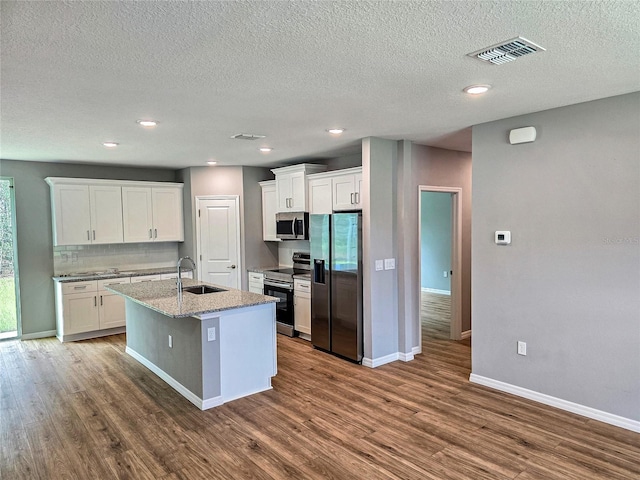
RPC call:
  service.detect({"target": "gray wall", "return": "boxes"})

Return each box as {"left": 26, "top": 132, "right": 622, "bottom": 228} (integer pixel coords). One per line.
{"left": 0, "top": 159, "right": 176, "bottom": 335}
{"left": 412, "top": 145, "right": 472, "bottom": 332}
{"left": 396, "top": 143, "right": 472, "bottom": 354}
{"left": 178, "top": 165, "right": 275, "bottom": 290}
{"left": 362, "top": 137, "right": 399, "bottom": 361}
{"left": 471, "top": 92, "right": 640, "bottom": 420}
{"left": 421, "top": 191, "right": 452, "bottom": 291}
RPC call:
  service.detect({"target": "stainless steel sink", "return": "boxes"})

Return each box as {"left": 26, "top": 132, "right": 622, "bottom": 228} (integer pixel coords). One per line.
{"left": 182, "top": 285, "right": 226, "bottom": 295}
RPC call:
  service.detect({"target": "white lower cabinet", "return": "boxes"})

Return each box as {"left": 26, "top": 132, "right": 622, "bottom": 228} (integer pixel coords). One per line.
{"left": 248, "top": 272, "right": 264, "bottom": 294}
{"left": 98, "top": 278, "right": 130, "bottom": 329}
{"left": 56, "top": 278, "right": 130, "bottom": 341}
{"left": 61, "top": 285, "right": 100, "bottom": 335}
{"left": 294, "top": 278, "right": 311, "bottom": 337}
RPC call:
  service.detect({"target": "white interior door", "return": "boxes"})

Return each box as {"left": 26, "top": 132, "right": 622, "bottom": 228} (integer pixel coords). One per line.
{"left": 196, "top": 197, "right": 240, "bottom": 289}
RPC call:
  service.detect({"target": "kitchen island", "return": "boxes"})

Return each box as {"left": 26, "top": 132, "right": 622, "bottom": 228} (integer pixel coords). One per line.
{"left": 106, "top": 279, "right": 278, "bottom": 410}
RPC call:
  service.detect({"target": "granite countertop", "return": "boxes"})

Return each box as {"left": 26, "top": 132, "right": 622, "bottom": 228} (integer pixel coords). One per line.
{"left": 105, "top": 278, "right": 278, "bottom": 318}
{"left": 247, "top": 266, "right": 279, "bottom": 274}
{"left": 52, "top": 266, "right": 193, "bottom": 282}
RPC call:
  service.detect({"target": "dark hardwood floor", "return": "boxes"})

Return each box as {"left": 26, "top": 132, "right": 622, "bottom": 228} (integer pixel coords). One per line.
{"left": 1, "top": 300, "right": 638, "bottom": 479}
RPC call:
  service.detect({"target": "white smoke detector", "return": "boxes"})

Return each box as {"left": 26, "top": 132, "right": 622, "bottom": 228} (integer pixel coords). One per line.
{"left": 468, "top": 37, "right": 545, "bottom": 65}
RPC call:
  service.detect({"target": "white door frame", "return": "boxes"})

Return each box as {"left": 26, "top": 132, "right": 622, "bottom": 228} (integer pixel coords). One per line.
{"left": 194, "top": 195, "right": 242, "bottom": 286}
{"left": 418, "top": 186, "right": 462, "bottom": 341}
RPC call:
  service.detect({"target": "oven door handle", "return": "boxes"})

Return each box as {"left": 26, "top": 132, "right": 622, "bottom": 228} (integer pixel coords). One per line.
{"left": 264, "top": 280, "right": 294, "bottom": 290}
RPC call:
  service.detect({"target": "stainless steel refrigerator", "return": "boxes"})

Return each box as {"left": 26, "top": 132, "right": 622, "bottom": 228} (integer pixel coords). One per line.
{"left": 310, "top": 212, "right": 363, "bottom": 363}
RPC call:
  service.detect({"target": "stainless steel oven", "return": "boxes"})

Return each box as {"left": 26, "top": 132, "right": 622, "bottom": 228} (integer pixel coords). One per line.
{"left": 263, "top": 279, "right": 295, "bottom": 336}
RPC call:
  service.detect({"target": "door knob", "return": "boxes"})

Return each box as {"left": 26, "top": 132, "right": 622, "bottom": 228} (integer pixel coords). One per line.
{"left": 227, "top": 265, "right": 237, "bottom": 269}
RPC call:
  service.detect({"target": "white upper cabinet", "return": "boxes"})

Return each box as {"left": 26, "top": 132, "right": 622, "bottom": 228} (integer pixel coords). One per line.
{"left": 89, "top": 185, "right": 124, "bottom": 244}
{"left": 307, "top": 166, "right": 363, "bottom": 214}
{"left": 152, "top": 187, "right": 184, "bottom": 242}
{"left": 47, "top": 181, "right": 123, "bottom": 246}
{"left": 46, "top": 178, "right": 183, "bottom": 246}
{"left": 122, "top": 187, "right": 154, "bottom": 242}
{"left": 308, "top": 176, "right": 333, "bottom": 215}
{"left": 50, "top": 183, "right": 92, "bottom": 245}
{"left": 271, "top": 164, "right": 327, "bottom": 212}
{"left": 122, "top": 185, "right": 183, "bottom": 242}
{"left": 332, "top": 168, "right": 363, "bottom": 211}
{"left": 259, "top": 180, "right": 280, "bottom": 242}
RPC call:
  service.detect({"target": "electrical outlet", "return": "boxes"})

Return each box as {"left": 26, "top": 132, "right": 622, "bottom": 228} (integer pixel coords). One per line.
{"left": 207, "top": 327, "right": 216, "bottom": 342}
{"left": 517, "top": 341, "right": 526, "bottom": 356}
{"left": 443, "top": 271, "right": 448, "bottom": 278}
{"left": 168, "top": 335, "right": 173, "bottom": 348}
{"left": 375, "top": 260, "right": 384, "bottom": 271}
{"left": 384, "top": 258, "right": 395, "bottom": 270}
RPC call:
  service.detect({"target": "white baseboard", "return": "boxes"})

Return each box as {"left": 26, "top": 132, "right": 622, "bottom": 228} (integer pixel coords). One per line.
{"left": 126, "top": 346, "right": 223, "bottom": 410}
{"left": 460, "top": 329, "right": 471, "bottom": 339}
{"left": 21, "top": 330, "right": 56, "bottom": 340}
{"left": 398, "top": 351, "right": 414, "bottom": 362}
{"left": 363, "top": 352, "right": 399, "bottom": 368}
{"left": 421, "top": 287, "right": 451, "bottom": 296}
{"left": 57, "top": 327, "right": 126, "bottom": 343}
{"left": 412, "top": 345, "right": 422, "bottom": 355}
{"left": 469, "top": 374, "right": 640, "bottom": 433}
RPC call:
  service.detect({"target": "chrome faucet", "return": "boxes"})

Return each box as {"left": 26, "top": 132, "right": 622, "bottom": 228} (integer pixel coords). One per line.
{"left": 176, "top": 256, "right": 196, "bottom": 302}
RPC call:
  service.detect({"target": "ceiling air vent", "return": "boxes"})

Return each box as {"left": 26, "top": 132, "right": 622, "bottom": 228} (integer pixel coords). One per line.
{"left": 468, "top": 37, "right": 545, "bottom": 65}
{"left": 230, "top": 133, "right": 266, "bottom": 140}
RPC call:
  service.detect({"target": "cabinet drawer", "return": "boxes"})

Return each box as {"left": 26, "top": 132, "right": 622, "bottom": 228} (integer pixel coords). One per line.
{"left": 294, "top": 279, "right": 311, "bottom": 294}
{"left": 98, "top": 277, "right": 130, "bottom": 291}
{"left": 61, "top": 280, "right": 97, "bottom": 295}
{"left": 248, "top": 272, "right": 265, "bottom": 282}
{"left": 130, "top": 274, "right": 162, "bottom": 283}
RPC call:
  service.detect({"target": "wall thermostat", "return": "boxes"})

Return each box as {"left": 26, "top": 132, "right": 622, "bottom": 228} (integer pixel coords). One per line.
{"left": 495, "top": 231, "right": 511, "bottom": 245}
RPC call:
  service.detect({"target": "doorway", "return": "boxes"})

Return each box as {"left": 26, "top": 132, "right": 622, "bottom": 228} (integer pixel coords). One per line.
{"left": 195, "top": 196, "right": 241, "bottom": 289}
{"left": 0, "top": 177, "right": 21, "bottom": 340}
{"left": 418, "top": 186, "right": 462, "bottom": 343}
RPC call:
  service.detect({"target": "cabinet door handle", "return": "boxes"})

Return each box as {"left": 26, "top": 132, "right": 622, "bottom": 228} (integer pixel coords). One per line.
{"left": 100, "top": 295, "right": 103, "bottom": 306}
{"left": 149, "top": 229, "right": 152, "bottom": 239}
{"left": 87, "top": 230, "right": 90, "bottom": 240}
{"left": 93, "top": 230, "right": 96, "bottom": 240}
{"left": 350, "top": 193, "right": 354, "bottom": 204}
{"left": 94, "top": 296, "right": 97, "bottom": 307}
{"left": 154, "top": 228, "right": 157, "bottom": 238}
{"left": 355, "top": 192, "right": 360, "bottom": 204}
{"left": 73, "top": 285, "right": 87, "bottom": 290}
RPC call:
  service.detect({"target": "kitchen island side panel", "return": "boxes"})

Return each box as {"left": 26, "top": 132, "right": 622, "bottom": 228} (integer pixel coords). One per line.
{"left": 125, "top": 301, "right": 221, "bottom": 399}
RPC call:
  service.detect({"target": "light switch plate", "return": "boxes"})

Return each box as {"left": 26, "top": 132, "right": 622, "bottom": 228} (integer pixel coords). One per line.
{"left": 375, "top": 260, "right": 384, "bottom": 271}
{"left": 384, "top": 258, "right": 395, "bottom": 270}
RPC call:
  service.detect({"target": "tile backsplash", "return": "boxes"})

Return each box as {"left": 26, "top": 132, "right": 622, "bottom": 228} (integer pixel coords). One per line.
{"left": 53, "top": 243, "right": 179, "bottom": 275}
{"left": 277, "top": 240, "right": 310, "bottom": 267}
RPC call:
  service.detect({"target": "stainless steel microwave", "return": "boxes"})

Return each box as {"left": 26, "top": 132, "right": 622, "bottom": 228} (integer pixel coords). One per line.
{"left": 275, "top": 212, "right": 309, "bottom": 240}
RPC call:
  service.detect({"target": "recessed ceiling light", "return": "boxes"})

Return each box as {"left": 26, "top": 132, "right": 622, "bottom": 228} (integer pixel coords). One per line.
{"left": 207, "top": 161, "right": 217, "bottom": 166}
{"left": 102, "top": 142, "right": 119, "bottom": 148}
{"left": 463, "top": 84, "right": 491, "bottom": 95}
{"left": 327, "top": 128, "right": 345, "bottom": 135}
{"left": 259, "top": 147, "right": 273, "bottom": 153}
{"left": 137, "top": 120, "right": 158, "bottom": 127}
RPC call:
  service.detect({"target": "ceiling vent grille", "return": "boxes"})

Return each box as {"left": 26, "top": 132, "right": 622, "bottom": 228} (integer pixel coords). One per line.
{"left": 230, "top": 133, "right": 266, "bottom": 140}
{"left": 468, "top": 37, "right": 545, "bottom": 65}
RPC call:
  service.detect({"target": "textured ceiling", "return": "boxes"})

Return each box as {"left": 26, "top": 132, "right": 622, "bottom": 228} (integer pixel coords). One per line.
{"left": 1, "top": 1, "right": 638, "bottom": 169}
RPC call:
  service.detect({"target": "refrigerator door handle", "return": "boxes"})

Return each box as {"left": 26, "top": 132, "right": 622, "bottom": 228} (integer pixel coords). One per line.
{"left": 313, "top": 259, "right": 325, "bottom": 284}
